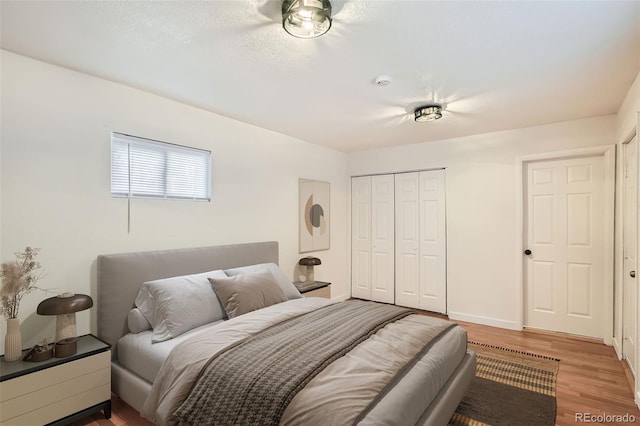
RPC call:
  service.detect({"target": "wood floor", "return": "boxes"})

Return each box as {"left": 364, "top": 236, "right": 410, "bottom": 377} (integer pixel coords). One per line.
{"left": 74, "top": 319, "right": 639, "bottom": 426}
{"left": 455, "top": 319, "right": 639, "bottom": 426}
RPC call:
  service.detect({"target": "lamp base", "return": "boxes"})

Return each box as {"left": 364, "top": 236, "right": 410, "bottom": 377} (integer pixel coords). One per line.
{"left": 305, "top": 265, "right": 315, "bottom": 283}
{"left": 55, "top": 313, "right": 77, "bottom": 342}
{"left": 55, "top": 337, "right": 78, "bottom": 358}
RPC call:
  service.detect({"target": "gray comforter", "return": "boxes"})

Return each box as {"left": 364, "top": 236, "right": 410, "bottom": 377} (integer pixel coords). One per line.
{"left": 142, "top": 298, "right": 456, "bottom": 425}
{"left": 174, "top": 301, "right": 415, "bottom": 425}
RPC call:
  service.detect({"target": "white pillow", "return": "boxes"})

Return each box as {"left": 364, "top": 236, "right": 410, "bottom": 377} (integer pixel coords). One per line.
{"left": 135, "top": 269, "right": 227, "bottom": 343}
{"left": 224, "top": 263, "right": 302, "bottom": 300}
{"left": 127, "top": 308, "right": 151, "bottom": 334}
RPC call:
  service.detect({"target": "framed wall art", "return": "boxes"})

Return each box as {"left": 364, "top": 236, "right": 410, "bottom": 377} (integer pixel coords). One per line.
{"left": 299, "top": 179, "right": 330, "bottom": 252}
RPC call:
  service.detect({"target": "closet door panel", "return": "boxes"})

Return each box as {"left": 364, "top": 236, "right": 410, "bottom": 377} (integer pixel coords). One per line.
{"left": 395, "top": 172, "right": 420, "bottom": 308}
{"left": 371, "top": 175, "right": 395, "bottom": 303}
{"left": 419, "top": 170, "right": 447, "bottom": 313}
{"left": 351, "top": 177, "right": 372, "bottom": 299}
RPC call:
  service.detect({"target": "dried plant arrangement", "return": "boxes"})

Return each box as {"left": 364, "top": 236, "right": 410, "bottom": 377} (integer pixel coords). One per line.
{"left": 0, "top": 247, "right": 44, "bottom": 319}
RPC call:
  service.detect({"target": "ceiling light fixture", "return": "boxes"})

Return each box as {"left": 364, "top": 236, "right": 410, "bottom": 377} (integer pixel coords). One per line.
{"left": 414, "top": 105, "right": 443, "bottom": 122}
{"left": 282, "top": 0, "right": 332, "bottom": 39}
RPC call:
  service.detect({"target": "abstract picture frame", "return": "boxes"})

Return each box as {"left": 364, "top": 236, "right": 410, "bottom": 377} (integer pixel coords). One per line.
{"left": 299, "top": 179, "right": 330, "bottom": 253}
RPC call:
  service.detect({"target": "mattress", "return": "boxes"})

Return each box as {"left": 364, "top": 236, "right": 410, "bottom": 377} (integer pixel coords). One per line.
{"left": 117, "top": 319, "right": 224, "bottom": 383}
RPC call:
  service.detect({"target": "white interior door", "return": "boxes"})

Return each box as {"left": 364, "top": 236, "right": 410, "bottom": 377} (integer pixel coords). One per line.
{"left": 395, "top": 170, "right": 447, "bottom": 313}
{"left": 371, "top": 175, "right": 395, "bottom": 303}
{"left": 419, "top": 170, "right": 447, "bottom": 313}
{"left": 623, "top": 136, "right": 637, "bottom": 375}
{"left": 524, "top": 155, "right": 606, "bottom": 338}
{"left": 395, "top": 172, "right": 420, "bottom": 308}
{"left": 351, "top": 176, "right": 372, "bottom": 300}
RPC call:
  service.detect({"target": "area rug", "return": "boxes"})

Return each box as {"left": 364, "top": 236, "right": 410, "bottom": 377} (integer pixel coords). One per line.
{"left": 449, "top": 342, "right": 559, "bottom": 426}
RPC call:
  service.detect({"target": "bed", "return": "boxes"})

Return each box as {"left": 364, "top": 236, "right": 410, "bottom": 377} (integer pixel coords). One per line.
{"left": 97, "top": 241, "right": 476, "bottom": 425}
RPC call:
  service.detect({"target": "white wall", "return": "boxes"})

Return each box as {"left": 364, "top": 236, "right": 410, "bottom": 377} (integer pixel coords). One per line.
{"left": 348, "top": 115, "right": 617, "bottom": 329}
{"left": 614, "top": 71, "right": 640, "bottom": 407}
{"left": 0, "top": 50, "right": 349, "bottom": 353}
{"left": 617, "top": 72, "right": 640, "bottom": 143}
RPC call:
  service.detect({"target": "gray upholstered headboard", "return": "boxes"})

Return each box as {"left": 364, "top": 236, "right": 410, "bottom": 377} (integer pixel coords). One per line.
{"left": 97, "top": 241, "right": 279, "bottom": 359}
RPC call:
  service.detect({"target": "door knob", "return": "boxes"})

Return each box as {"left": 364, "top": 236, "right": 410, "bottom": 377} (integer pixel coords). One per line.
{"left": 632, "top": 271, "right": 636, "bottom": 278}
{"left": 524, "top": 249, "right": 532, "bottom": 255}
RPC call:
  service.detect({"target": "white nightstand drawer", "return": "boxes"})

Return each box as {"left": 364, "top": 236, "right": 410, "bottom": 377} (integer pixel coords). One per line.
{"left": 1, "top": 366, "right": 110, "bottom": 422}
{"left": 304, "top": 286, "right": 331, "bottom": 298}
{"left": 0, "top": 350, "right": 110, "bottom": 425}
{"left": 294, "top": 281, "right": 331, "bottom": 299}
{"left": 0, "top": 351, "right": 110, "bottom": 402}
{"left": 2, "top": 384, "right": 110, "bottom": 426}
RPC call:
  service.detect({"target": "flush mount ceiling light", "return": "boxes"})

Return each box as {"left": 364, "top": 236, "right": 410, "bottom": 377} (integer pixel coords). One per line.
{"left": 414, "top": 105, "right": 443, "bottom": 122}
{"left": 282, "top": 0, "right": 332, "bottom": 39}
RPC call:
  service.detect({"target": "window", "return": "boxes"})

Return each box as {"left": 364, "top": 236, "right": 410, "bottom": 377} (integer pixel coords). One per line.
{"left": 111, "top": 132, "right": 211, "bottom": 201}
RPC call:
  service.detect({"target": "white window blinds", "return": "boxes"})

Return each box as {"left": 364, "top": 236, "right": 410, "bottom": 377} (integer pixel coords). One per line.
{"left": 111, "top": 133, "right": 211, "bottom": 201}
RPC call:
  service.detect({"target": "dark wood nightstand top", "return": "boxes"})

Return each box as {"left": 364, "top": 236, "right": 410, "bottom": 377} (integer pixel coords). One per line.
{"left": 294, "top": 280, "right": 331, "bottom": 294}
{"left": 0, "top": 334, "right": 110, "bottom": 382}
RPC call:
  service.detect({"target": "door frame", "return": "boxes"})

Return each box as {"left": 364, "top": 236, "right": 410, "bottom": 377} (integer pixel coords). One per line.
{"left": 617, "top": 121, "right": 640, "bottom": 409}
{"left": 621, "top": 133, "right": 638, "bottom": 374}
{"left": 516, "top": 145, "right": 616, "bottom": 345}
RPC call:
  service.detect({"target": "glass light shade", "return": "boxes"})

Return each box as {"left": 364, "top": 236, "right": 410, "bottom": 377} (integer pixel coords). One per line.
{"left": 282, "top": 0, "right": 332, "bottom": 39}
{"left": 414, "top": 105, "right": 443, "bottom": 122}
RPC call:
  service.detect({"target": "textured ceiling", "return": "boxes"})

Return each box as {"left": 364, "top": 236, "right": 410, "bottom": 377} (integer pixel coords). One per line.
{"left": 1, "top": 0, "right": 639, "bottom": 152}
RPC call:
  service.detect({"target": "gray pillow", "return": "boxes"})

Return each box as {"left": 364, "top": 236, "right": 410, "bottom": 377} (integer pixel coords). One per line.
{"left": 224, "top": 263, "right": 302, "bottom": 300}
{"left": 208, "top": 270, "right": 288, "bottom": 319}
{"left": 135, "top": 269, "right": 228, "bottom": 342}
{"left": 127, "top": 308, "right": 151, "bottom": 334}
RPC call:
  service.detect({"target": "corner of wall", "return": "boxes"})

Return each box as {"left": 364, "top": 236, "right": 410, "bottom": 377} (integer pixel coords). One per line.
{"left": 616, "top": 71, "right": 640, "bottom": 143}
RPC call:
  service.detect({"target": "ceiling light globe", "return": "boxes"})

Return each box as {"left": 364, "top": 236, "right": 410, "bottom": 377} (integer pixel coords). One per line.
{"left": 283, "top": 0, "right": 332, "bottom": 39}
{"left": 414, "top": 105, "right": 443, "bottom": 122}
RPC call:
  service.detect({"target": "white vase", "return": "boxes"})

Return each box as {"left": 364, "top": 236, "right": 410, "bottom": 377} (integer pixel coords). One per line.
{"left": 4, "top": 318, "right": 23, "bottom": 362}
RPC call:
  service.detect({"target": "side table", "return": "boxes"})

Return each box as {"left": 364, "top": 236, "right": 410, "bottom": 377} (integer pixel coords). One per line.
{"left": 0, "top": 334, "right": 111, "bottom": 425}
{"left": 294, "top": 281, "right": 331, "bottom": 298}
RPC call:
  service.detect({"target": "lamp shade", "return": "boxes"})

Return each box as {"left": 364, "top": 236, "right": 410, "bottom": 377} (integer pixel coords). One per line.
{"left": 37, "top": 293, "right": 93, "bottom": 315}
{"left": 282, "top": 0, "right": 332, "bottom": 39}
{"left": 299, "top": 256, "right": 321, "bottom": 266}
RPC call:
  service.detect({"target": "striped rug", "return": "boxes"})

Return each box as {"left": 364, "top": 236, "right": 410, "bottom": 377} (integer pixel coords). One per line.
{"left": 449, "top": 342, "right": 559, "bottom": 426}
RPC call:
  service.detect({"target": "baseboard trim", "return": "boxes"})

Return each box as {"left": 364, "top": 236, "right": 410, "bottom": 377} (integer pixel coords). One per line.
{"left": 331, "top": 293, "right": 350, "bottom": 302}
{"left": 448, "top": 311, "right": 520, "bottom": 330}
{"left": 612, "top": 337, "right": 623, "bottom": 360}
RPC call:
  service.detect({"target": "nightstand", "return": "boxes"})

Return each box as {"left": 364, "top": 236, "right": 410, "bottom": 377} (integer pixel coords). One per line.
{"left": 294, "top": 281, "right": 331, "bottom": 298}
{"left": 0, "top": 334, "right": 111, "bottom": 425}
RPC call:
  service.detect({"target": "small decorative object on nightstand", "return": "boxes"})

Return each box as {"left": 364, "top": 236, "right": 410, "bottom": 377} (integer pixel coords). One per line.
{"left": 1, "top": 246, "right": 45, "bottom": 362}
{"left": 0, "top": 334, "right": 111, "bottom": 425}
{"left": 294, "top": 281, "right": 331, "bottom": 298}
{"left": 37, "top": 293, "right": 93, "bottom": 357}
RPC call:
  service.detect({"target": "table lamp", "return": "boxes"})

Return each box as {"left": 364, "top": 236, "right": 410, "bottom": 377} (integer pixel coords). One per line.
{"left": 298, "top": 256, "right": 321, "bottom": 282}
{"left": 37, "top": 293, "right": 93, "bottom": 357}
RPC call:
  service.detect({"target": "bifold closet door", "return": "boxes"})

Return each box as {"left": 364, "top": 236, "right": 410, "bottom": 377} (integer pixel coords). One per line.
{"left": 395, "top": 170, "right": 447, "bottom": 313}
{"left": 351, "top": 175, "right": 395, "bottom": 303}
{"left": 351, "top": 176, "right": 372, "bottom": 300}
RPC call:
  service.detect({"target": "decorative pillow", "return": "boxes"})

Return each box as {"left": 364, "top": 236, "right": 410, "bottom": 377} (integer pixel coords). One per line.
{"left": 127, "top": 308, "right": 151, "bottom": 334}
{"left": 135, "top": 269, "right": 228, "bottom": 343}
{"left": 224, "top": 263, "right": 302, "bottom": 300}
{"left": 208, "top": 270, "right": 288, "bottom": 319}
